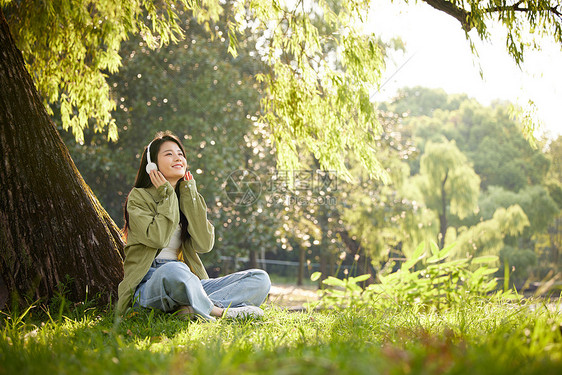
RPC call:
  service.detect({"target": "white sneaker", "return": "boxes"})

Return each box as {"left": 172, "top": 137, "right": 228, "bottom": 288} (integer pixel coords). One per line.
{"left": 223, "top": 306, "right": 264, "bottom": 319}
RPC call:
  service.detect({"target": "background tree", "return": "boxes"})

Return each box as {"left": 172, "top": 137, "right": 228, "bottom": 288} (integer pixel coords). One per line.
{"left": 385, "top": 88, "right": 560, "bottom": 283}
{"left": 387, "top": 87, "right": 550, "bottom": 188}
{"left": 340, "top": 111, "right": 419, "bottom": 271}
{"left": 414, "top": 140, "right": 480, "bottom": 248}
{"left": 542, "top": 136, "right": 562, "bottom": 267}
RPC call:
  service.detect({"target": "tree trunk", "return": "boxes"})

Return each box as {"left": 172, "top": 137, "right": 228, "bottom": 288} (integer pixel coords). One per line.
{"left": 249, "top": 249, "right": 258, "bottom": 269}
{"left": 439, "top": 171, "right": 449, "bottom": 249}
{"left": 422, "top": 0, "right": 471, "bottom": 31}
{"left": 360, "top": 254, "right": 375, "bottom": 287}
{"left": 549, "top": 214, "right": 561, "bottom": 265}
{"left": 0, "top": 9, "right": 124, "bottom": 309}
{"left": 318, "top": 251, "right": 328, "bottom": 287}
{"left": 297, "top": 244, "right": 305, "bottom": 286}
{"left": 337, "top": 227, "right": 375, "bottom": 285}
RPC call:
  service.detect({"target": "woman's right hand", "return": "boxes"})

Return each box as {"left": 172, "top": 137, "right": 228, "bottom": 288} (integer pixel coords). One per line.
{"left": 149, "top": 170, "right": 168, "bottom": 188}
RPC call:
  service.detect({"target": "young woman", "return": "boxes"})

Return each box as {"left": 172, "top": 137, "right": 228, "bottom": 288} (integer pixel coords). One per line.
{"left": 116, "top": 131, "right": 270, "bottom": 320}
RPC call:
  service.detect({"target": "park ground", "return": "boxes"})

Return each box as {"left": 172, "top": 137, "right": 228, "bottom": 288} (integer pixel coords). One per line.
{"left": 1, "top": 281, "right": 562, "bottom": 375}
{"left": 268, "top": 283, "right": 320, "bottom": 308}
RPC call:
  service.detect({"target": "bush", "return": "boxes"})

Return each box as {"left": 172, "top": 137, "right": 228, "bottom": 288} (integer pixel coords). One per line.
{"left": 312, "top": 242, "right": 517, "bottom": 310}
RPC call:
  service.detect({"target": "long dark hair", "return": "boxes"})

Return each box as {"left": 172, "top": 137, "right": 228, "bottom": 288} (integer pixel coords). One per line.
{"left": 123, "top": 131, "right": 189, "bottom": 243}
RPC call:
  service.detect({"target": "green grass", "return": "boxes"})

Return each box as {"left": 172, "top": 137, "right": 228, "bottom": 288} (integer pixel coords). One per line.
{"left": 1, "top": 297, "right": 561, "bottom": 374}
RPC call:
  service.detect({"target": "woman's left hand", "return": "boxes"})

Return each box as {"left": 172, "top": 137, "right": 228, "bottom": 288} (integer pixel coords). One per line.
{"left": 185, "top": 171, "right": 194, "bottom": 181}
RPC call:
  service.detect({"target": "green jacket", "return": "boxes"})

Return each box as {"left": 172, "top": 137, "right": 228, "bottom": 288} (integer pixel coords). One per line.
{"left": 116, "top": 179, "right": 214, "bottom": 315}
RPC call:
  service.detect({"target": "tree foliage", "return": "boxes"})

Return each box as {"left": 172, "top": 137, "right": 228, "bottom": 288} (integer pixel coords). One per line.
{"left": 413, "top": 139, "right": 480, "bottom": 248}
{"left": 1, "top": 0, "right": 387, "bottom": 180}
{"left": 418, "top": 140, "right": 480, "bottom": 219}
{"left": 236, "top": 0, "right": 389, "bottom": 181}
{"left": 479, "top": 185, "right": 559, "bottom": 238}
{"left": 1, "top": 0, "right": 222, "bottom": 143}
{"left": 390, "top": 88, "right": 551, "bottom": 191}
{"left": 59, "top": 13, "right": 285, "bottom": 271}
{"left": 452, "top": 204, "right": 530, "bottom": 258}
{"left": 3, "top": 0, "right": 560, "bottom": 179}
{"left": 385, "top": 88, "right": 560, "bottom": 281}
{"left": 418, "top": 0, "right": 562, "bottom": 66}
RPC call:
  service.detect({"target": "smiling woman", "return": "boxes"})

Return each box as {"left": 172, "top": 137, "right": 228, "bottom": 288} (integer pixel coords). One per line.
{"left": 117, "top": 131, "right": 271, "bottom": 320}
{"left": 153, "top": 141, "right": 188, "bottom": 188}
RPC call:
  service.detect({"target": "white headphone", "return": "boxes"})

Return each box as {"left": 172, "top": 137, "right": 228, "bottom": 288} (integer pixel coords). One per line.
{"left": 145, "top": 141, "right": 158, "bottom": 174}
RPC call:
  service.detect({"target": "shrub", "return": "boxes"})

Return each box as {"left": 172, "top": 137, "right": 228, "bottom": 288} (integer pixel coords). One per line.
{"left": 312, "top": 242, "right": 518, "bottom": 310}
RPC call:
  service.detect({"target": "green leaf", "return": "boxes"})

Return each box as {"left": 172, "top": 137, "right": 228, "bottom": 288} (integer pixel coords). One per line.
{"left": 471, "top": 267, "right": 499, "bottom": 280}
{"left": 322, "top": 276, "right": 346, "bottom": 288}
{"left": 310, "top": 272, "right": 322, "bottom": 282}
{"left": 350, "top": 274, "right": 371, "bottom": 283}
{"left": 439, "top": 242, "right": 456, "bottom": 258}
{"left": 430, "top": 241, "right": 439, "bottom": 257}
{"left": 402, "top": 242, "right": 426, "bottom": 271}
{"left": 427, "top": 255, "right": 449, "bottom": 264}
{"left": 472, "top": 255, "right": 499, "bottom": 264}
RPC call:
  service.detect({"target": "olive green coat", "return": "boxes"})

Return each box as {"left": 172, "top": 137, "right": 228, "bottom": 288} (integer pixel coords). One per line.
{"left": 116, "top": 180, "right": 214, "bottom": 315}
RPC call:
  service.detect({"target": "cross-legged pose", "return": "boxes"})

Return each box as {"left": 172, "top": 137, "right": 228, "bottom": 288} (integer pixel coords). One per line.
{"left": 117, "top": 131, "right": 270, "bottom": 320}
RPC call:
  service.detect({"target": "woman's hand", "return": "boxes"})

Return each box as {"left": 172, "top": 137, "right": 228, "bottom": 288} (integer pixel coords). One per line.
{"left": 149, "top": 170, "right": 168, "bottom": 188}
{"left": 184, "top": 171, "right": 194, "bottom": 181}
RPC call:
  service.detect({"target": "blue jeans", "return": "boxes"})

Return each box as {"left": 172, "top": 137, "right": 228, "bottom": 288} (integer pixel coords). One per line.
{"left": 134, "top": 259, "right": 271, "bottom": 320}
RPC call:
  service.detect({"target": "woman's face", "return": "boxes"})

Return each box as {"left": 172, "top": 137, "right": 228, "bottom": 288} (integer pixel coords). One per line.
{"left": 156, "top": 140, "right": 187, "bottom": 183}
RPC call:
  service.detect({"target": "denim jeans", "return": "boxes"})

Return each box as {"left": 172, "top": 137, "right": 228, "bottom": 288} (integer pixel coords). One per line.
{"left": 134, "top": 259, "right": 271, "bottom": 320}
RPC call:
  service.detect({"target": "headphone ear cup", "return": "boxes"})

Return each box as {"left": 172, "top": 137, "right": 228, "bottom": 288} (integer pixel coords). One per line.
{"left": 146, "top": 162, "right": 158, "bottom": 174}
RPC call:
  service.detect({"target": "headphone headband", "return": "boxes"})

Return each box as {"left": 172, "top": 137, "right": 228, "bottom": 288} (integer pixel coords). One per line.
{"left": 145, "top": 141, "right": 158, "bottom": 174}
{"left": 146, "top": 141, "right": 153, "bottom": 164}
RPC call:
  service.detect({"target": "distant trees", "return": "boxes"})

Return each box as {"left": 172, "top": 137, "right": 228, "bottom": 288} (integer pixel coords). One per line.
{"left": 543, "top": 136, "right": 562, "bottom": 266}
{"left": 4, "top": 0, "right": 561, "bottom": 177}
{"left": 386, "top": 87, "right": 560, "bottom": 283}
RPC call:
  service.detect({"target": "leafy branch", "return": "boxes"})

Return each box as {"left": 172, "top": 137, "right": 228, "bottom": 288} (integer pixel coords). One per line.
{"left": 422, "top": 0, "right": 562, "bottom": 31}
{"left": 420, "top": 0, "right": 562, "bottom": 66}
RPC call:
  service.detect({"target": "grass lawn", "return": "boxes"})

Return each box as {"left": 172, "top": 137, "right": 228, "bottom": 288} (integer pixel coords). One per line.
{"left": 1, "top": 289, "right": 561, "bottom": 375}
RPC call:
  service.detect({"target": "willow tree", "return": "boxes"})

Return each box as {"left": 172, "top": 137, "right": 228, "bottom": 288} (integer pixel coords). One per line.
{"left": 1, "top": 0, "right": 561, "bottom": 308}
{"left": 415, "top": 140, "right": 480, "bottom": 249}
{"left": 453, "top": 205, "right": 530, "bottom": 257}
{"left": 420, "top": 0, "right": 562, "bottom": 65}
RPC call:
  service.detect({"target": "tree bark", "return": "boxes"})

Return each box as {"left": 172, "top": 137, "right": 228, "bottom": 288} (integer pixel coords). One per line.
{"left": 422, "top": 0, "right": 472, "bottom": 31}
{"left": 549, "top": 215, "right": 561, "bottom": 265}
{"left": 319, "top": 251, "right": 328, "bottom": 288}
{"left": 439, "top": 171, "right": 449, "bottom": 249}
{"left": 249, "top": 249, "right": 258, "bottom": 269}
{"left": 0, "top": 9, "right": 124, "bottom": 309}
{"left": 297, "top": 244, "right": 305, "bottom": 286}
{"left": 337, "top": 227, "right": 375, "bottom": 285}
